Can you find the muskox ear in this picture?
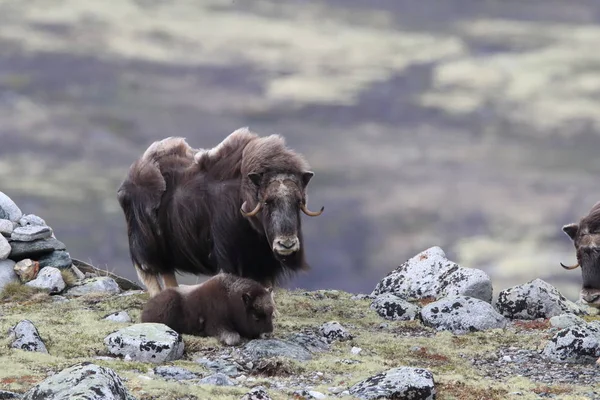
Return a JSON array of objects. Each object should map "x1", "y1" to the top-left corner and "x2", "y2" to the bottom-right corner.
[
  {"x1": 562, "y1": 223, "x2": 579, "y2": 240},
  {"x1": 242, "y1": 292, "x2": 252, "y2": 306},
  {"x1": 247, "y1": 172, "x2": 262, "y2": 186},
  {"x1": 301, "y1": 171, "x2": 314, "y2": 187}
]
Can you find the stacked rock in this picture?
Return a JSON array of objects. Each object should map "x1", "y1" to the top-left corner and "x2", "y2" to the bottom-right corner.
[{"x1": 0, "y1": 191, "x2": 73, "y2": 291}]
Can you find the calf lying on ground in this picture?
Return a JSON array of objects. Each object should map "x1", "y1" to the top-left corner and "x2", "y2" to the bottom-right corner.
[{"x1": 141, "y1": 273, "x2": 275, "y2": 345}]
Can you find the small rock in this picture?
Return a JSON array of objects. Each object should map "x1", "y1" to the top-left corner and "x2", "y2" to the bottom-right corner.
[
  {"x1": 371, "y1": 246, "x2": 493, "y2": 303},
  {"x1": 370, "y1": 293, "x2": 420, "y2": 321},
  {"x1": 351, "y1": 294, "x2": 374, "y2": 300},
  {"x1": 66, "y1": 277, "x2": 121, "y2": 297},
  {"x1": 153, "y1": 366, "x2": 197, "y2": 380},
  {"x1": 10, "y1": 225, "x2": 52, "y2": 242},
  {"x1": 198, "y1": 373, "x2": 236, "y2": 386},
  {"x1": 420, "y1": 296, "x2": 507, "y2": 334},
  {"x1": 242, "y1": 339, "x2": 313, "y2": 362},
  {"x1": 0, "y1": 192, "x2": 22, "y2": 222},
  {"x1": 18, "y1": 214, "x2": 46, "y2": 227},
  {"x1": 293, "y1": 390, "x2": 326, "y2": 399},
  {"x1": 320, "y1": 321, "x2": 352, "y2": 342},
  {"x1": 502, "y1": 355, "x2": 512, "y2": 362},
  {"x1": 241, "y1": 386, "x2": 272, "y2": 400},
  {"x1": 349, "y1": 366, "x2": 436, "y2": 400},
  {"x1": 542, "y1": 325, "x2": 600, "y2": 364},
  {"x1": 104, "y1": 323, "x2": 184, "y2": 363},
  {"x1": 0, "y1": 235, "x2": 10, "y2": 260},
  {"x1": 196, "y1": 357, "x2": 240, "y2": 377},
  {"x1": 0, "y1": 259, "x2": 19, "y2": 291},
  {"x1": 9, "y1": 237, "x2": 66, "y2": 259},
  {"x1": 37, "y1": 250, "x2": 72, "y2": 269},
  {"x1": 13, "y1": 259, "x2": 40, "y2": 283},
  {"x1": 8, "y1": 320, "x2": 48, "y2": 353},
  {"x1": 0, "y1": 389, "x2": 21, "y2": 399},
  {"x1": 307, "y1": 391, "x2": 326, "y2": 399},
  {"x1": 22, "y1": 362, "x2": 135, "y2": 400},
  {"x1": 549, "y1": 314, "x2": 587, "y2": 329},
  {"x1": 104, "y1": 311, "x2": 132, "y2": 323},
  {"x1": 52, "y1": 295, "x2": 69, "y2": 303},
  {"x1": 25, "y1": 267, "x2": 66, "y2": 294},
  {"x1": 351, "y1": 346, "x2": 362, "y2": 355},
  {"x1": 0, "y1": 219, "x2": 14, "y2": 237},
  {"x1": 286, "y1": 332, "x2": 330, "y2": 353},
  {"x1": 495, "y1": 279, "x2": 584, "y2": 320},
  {"x1": 328, "y1": 387, "x2": 344, "y2": 394},
  {"x1": 70, "y1": 265, "x2": 86, "y2": 280}
]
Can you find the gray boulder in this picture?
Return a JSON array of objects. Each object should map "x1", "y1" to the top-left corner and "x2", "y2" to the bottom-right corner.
[
  {"x1": 241, "y1": 387, "x2": 272, "y2": 400},
  {"x1": 37, "y1": 250, "x2": 72, "y2": 269},
  {"x1": 0, "y1": 390, "x2": 21, "y2": 399},
  {"x1": 153, "y1": 366, "x2": 197, "y2": 380},
  {"x1": 0, "y1": 235, "x2": 10, "y2": 260},
  {"x1": 421, "y1": 296, "x2": 507, "y2": 334},
  {"x1": 286, "y1": 333, "x2": 330, "y2": 353},
  {"x1": 196, "y1": 357, "x2": 240, "y2": 377},
  {"x1": 242, "y1": 338, "x2": 313, "y2": 362},
  {"x1": 495, "y1": 279, "x2": 584, "y2": 320},
  {"x1": 18, "y1": 214, "x2": 46, "y2": 227},
  {"x1": 549, "y1": 314, "x2": 587, "y2": 329},
  {"x1": 0, "y1": 192, "x2": 22, "y2": 222},
  {"x1": 370, "y1": 293, "x2": 420, "y2": 321},
  {"x1": 198, "y1": 373, "x2": 236, "y2": 386},
  {"x1": 349, "y1": 367, "x2": 436, "y2": 400},
  {"x1": 9, "y1": 237, "x2": 66, "y2": 259},
  {"x1": 66, "y1": 277, "x2": 121, "y2": 297},
  {"x1": 22, "y1": 362, "x2": 136, "y2": 400},
  {"x1": 0, "y1": 219, "x2": 14, "y2": 237},
  {"x1": 372, "y1": 246, "x2": 492, "y2": 303},
  {"x1": 104, "y1": 311, "x2": 132, "y2": 323},
  {"x1": 542, "y1": 325, "x2": 600, "y2": 364},
  {"x1": 320, "y1": 321, "x2": 352, "y2": 342},
  {"x1": 8, "y1": 320, "x2": 48, "y2": 353},
  {"x1": 11, "y1": 225, "x2": 52, "y2": 242},
  {"x1": 104, "y1": 323, "x2": 184, "y2": 363},
  {"x1": 25, "y1": 267, "x2": 66, "y2": 294},
  {"x1": 0, "y1": 259, "x2": 18, "y2": 291}
]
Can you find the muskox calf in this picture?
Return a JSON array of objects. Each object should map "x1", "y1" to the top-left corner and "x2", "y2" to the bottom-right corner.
[
  {"x1": 141, "y1": 273, "x2": 275, "y2": 345},
  {"x1": 561, "y1": 201, "x2": 600, "y2": 308}
]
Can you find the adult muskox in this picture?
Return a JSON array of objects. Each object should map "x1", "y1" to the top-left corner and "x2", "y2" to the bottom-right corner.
[
  {"x1": 561, "y1": 201, "x2": 600, "y2": 308},
  {"x1": 117, "y1": 128, "x2": 324, "y2": 297}
]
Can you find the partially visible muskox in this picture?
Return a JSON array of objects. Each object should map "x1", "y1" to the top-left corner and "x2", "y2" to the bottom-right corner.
[
  {"x1": 561, "y1": 201, "x2": 600, "y2": 308},
  {"x1": 141, "y1": 273, "x2": 275, "y2": 345},
  {"x1": 117, "y1": 128, "x2": 323, "y2": 297}
]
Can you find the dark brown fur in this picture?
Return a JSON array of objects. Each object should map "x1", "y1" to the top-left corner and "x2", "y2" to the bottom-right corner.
[
  {"x1": 141, "y1": 273, "x2": 274, "y2": 345},
  {"x1": 117, "y1": 128, "x2": 323, "y2": 296}
]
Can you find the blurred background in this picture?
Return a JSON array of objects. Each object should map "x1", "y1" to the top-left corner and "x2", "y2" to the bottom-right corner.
[{"x1": 1, "y1": 0, "x2": 599, "y2": 300}]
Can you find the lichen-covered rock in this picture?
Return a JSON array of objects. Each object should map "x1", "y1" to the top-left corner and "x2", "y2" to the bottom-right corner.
[
  {"x1": 0, "y1": 219, "x2": 14, "y2": 237},
  {"x1": 13, "y1": 259, "x2": 40, "y2": 283},
  {"x1": 153, "y1": 366, "x2": 197, "y2": 380},
  {"x1": 0, "y1": 192, "x2": 22, "y2": 223},
  {"x1": 349, "y1": 366, "x2": 436, "y2": 400},
  {"x1": 66, "y1": 277, "x2": 121, "y2": 297},
  {"x1": 241, "y1": 386, "x2": 272, "y2": 400},
  {"x1": 196, "y1": 357, "x2": 241, "y2": 377},
  {"x1": 320, "y1": 321, "x2": 352, "y2": 342},
  {"x1": 0, "y1": 235, "x2": 10, "y2": 260},
  {"x1": 18, "y1": 214, "x2": 46, "y2": 227},
  {"x1": 25, "y1": 266, "x2": 65, "y2": 293},
  {"x1": 37, "y1": 250, "x2": 72, "y2": 269},
  {"x1": 8, "y1": 320, "x2": 48, "y2": 353},
  {"x1": 9, "y1": 237, "x2": 66, "y2": 259},
  {"x1": 22, "y1": 362, "x2": 136, "y2": 400},
  {"x1": 495, "y1": 279, "x2": 584, "y2": 320},
  {"x1": 549, "y1": 314, "x2": 587, "y2": 329},
  {"x1": 11, "y1": 225, "x2": 52, "y2": 242},
  {"x1": 104, "y1": 323, "x2": 184, "y2": 363},
  {"x1": 372, "y1": 246, "x2": 492, "y2": 303},
  {"x1": 420, "y1": 296, "x2": 507, "y2": 334},
  {"x1": 0, "y1": 389, "x2": 22, "y2": 399},
  {"x1": 242, "y1": 338, "x2": 313, "y2": 362},
  {"x1": 542, "y1": 325, "x2": 600, "y2": 364},
  {"x1": 370, "y1": 293, "x2": 420, "y2": 321},
  {"x1": 286, "y1": 333, "x2": 330, "y2": 353},
  {"x1": 198, "y1": 373, "x2": 236, "y2": 386},
  {"x1": 0, "y1": 259, "x2": 18, "y2": 291},
  {"x1": 104, "y1": 311, "x2": 132, "y2": 323}
]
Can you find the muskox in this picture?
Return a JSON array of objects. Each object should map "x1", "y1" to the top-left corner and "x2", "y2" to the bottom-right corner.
[
  {"x1": 141, "y1": 273, "x2": 275, "y2": 345},
  {"x1": 561, "y1": 201, "x2": 600, "y2": 308},
  {"x1": 117, "y1": 128, "x2": 323, "y2": 297}
]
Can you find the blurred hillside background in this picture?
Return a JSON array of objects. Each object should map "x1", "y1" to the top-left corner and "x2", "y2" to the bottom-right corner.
[{"x1": 1, "y1": 0, "x2": 599, "y2": 300}]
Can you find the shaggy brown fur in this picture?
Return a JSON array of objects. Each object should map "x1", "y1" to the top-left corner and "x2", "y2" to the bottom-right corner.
[
  {"x1": 140, "y1": 273, "x2": 274, "y2": 345},
  {"x1": 117, "y1": 128, "x2": 323, "y2": 297}
]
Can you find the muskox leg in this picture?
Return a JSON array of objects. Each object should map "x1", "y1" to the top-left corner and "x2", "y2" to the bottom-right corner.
[
  {"x1": 134, "y1": 263, "x2": 162, "y2": 298},
  {"x1": 162, "y1": 272, "x2": 179, "y2": 289}
]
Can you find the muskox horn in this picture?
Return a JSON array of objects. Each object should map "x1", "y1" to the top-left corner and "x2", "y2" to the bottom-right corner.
[
  {"x1": 301, "y1": 203, "x2": 324, "y2": 217},
  {"x1": 560, "y1": 262, "x2": 579, "y2": 270},
  {"x1": 240, "y1": 201, "x2": 261, "y2": 217}
]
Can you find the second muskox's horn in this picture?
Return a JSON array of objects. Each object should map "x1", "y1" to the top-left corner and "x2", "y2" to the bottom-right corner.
[
  {"x1": 301, "y1": 203, "x2": 324, "y2": 217},
  {"x1": 560, "y1": 262, "x2": 580, "y2": 270},
  {"x1": 240, "y1": 201, "x2": 261, "y2": 217}
]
